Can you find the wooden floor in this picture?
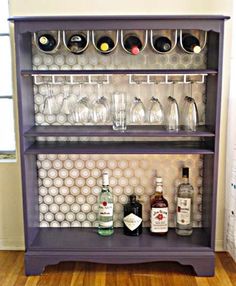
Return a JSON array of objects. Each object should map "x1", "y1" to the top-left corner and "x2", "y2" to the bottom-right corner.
[{"x1": 0, "y1": 252, "x2": 235, "y2": 286}]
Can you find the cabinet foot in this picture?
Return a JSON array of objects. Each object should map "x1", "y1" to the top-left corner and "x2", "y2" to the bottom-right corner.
[
  {"x1": 192, "y1": 259, "x2": 215, "y2": 276},
  {"x1": 25, "y1": 257, "x2": 46, "y2": 275}
]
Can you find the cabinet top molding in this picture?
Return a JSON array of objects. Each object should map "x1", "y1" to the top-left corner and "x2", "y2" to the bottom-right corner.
[{"x1": 9, "y1": 15, "x2": 230, "y2": 22}]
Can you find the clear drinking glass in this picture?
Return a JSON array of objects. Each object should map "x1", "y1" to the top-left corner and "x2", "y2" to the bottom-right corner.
[
  {"x1": 166, "y1": 83, "x2": 179, "y2": 131},
  {"x1": 92, "y1": 84, "x2": 110, "y2": 124},
  {"x1": 112, "y1": 92, "x2": 127, "y2": 131},
  {"x1": 148, "y1": 96, "x2": 164, "y2": 124}
]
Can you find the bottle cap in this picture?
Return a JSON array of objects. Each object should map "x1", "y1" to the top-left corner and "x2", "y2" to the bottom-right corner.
[
  {"x1": 39, "y1": 36, "x2": 48, "y2": 45},
  {"x1": 70, "y1": 35, "x2": 82, "y2": 42},
  {"x1": 163, "y1": 43, "x2": 171, "y2": 51},
  {"x1": 193, "y1": 45, "x2": 201, "y2": 54},
  {"x1": 100, "y1": 42, "x2": 109, "y2": 52},
  {"x1": 182, "y1": 167, "x2": 189, "y2": 178},
  {"x1": 102, "y1": 172, "x2": 109, "y2": 185},
  {"x1": 156, "y1": 177, "x2": 163, "y2": 184},
  {"x1": 131, "y1": 46, "x2": 140, "y2": 55},
  {"x1": 129, "y1": 195, "x2": 136, "y2": 202}
]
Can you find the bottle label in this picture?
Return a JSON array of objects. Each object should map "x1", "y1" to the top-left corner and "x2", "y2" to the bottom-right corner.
[
  {"x1": 177, "y1": 198, "x2": 191, "y2": 225},
  {"x1": 99, "y1": 202, "x2": 113, "y2": 217},
  {"x1": 123, "y1": 213, "x2": 142, "y2": 231},
  {"x1": 150, "y1": 207, "x2": 168, "y2": 233},
  {"x1": 99, "y1": 221, "x2": 113, "y2": 228}
]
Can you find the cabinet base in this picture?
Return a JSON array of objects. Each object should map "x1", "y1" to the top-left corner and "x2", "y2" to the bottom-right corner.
[{"x1": 25, "y1": 251, "x2": 215, "y2": 276}]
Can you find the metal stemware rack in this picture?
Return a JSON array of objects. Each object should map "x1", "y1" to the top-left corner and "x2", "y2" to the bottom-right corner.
[{"x1": 32, "y1": 73, "x2": 208, "y2": 86}]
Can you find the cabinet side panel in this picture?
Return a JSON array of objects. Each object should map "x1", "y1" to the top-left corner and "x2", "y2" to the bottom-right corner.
[
  {"x1": 202, "y1": 154, "x2": 214, "y2": 244},
  {"x1": 14, "y1": 25, "x2": 38, "y2": 247},
  {"x1": 23, "y1": 154, "x2": 40, "y2": 248}
]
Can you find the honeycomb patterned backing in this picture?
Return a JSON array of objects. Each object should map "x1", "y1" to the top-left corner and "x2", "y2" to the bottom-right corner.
[
  {"x1": 38, "y1": 154, "x2": 203, "y2": 228},
  {"x1": 34, "y1": 32, "x2": 205, "y2": 229}
]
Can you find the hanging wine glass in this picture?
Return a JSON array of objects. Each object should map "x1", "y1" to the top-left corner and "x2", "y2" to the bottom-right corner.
[
  {"x1": 182, "y1": 82, "x2": 199, "y2": 131},
  {"x1": 60, "y1": 85, "x2": 72, "y2": 115},
  {"x1": 72, "y1": 83, "x2": 91, "y2": 124},
  {"x1": 43, "y1": 84, "x2": 61, "y2": 115},
  {"x1": 166, "y1": 83, "x2": 179, "y2": 131},
  {"x1": 92, "y1": 83, "x2": 109, "y2": 124},
  {"x1": 148, "y1": 83, "x2": 164, "y2": 124},
  {"x1": 130, "y1": 82, "x2": 146, "y2": 124}
]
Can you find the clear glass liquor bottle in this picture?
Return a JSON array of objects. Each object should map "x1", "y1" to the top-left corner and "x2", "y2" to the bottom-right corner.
[
  {"x1": 98, "y1": 173, "x2": 114, "y2": 236},
  {"x1": 176, "y1": 167, "x2": 194, "y2": 236}
]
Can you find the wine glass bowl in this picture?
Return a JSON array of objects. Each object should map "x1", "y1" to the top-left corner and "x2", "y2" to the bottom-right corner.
[
  {"x1": 148, "y1": 96, "x2": 164, "y2": 124},
  {"x1": 182, "y1": 96, "x2": 199, "y2": 131},
  {"x1": 130, "y1": 97, "x2": 146, "y2": 124},
  {"x1": 166, "y1": 95, "x2": 179, "y2": 131}
]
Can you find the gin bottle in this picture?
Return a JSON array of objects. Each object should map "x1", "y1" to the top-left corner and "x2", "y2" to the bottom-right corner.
[
  {"x1": 150, "y1": 177, "x2": 168, "y2": 235},
  {"x1": 176, "y1": 167, "x2": 194, "y2": 236},
  {"x1": 123, "y1": 195, "x2": 142, "y2": 236},
  {"x1": 98, "y1": 172, "x2": 114, "y2": 236}
]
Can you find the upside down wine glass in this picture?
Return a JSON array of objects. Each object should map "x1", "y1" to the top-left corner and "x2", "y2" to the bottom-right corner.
[
  {"x1": 182, "y1": 82, "x2": 199, "y2": 131},
  {"x1": 166, "y1": 83, "x2": 179, "y2": 131}
]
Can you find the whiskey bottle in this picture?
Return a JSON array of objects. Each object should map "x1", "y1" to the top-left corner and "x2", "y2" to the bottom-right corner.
[
  {"x1": 150, "y1": 177, "x2": 168, "y2": 234},
  {"x1": 176, "y1": 167, "x2": 194, "y2": 236},
  {"x1": 98, "y1": 173, "x2": 114, "y2": 236},
  {"x1": 123, "y1": 195, "x2": 142, "y2": 236}
]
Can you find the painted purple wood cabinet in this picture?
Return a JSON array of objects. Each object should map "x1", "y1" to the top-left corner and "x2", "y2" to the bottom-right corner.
[{"x1": 11, "y1": 15, "x2": 229, "y2": 276}]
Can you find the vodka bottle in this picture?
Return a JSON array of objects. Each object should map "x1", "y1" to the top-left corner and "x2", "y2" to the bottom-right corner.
[{"x1": 176, "y1": 167, "x2": 194, "y2": 236}]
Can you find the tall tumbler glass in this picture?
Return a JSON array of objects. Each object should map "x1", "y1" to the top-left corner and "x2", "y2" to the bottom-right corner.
[{"x1": 112, "y1": 92, "x2": 127, "y2": 131}]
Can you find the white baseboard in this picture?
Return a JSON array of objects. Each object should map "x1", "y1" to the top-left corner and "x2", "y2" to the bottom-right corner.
[
  {"x1": 215, "y1": 240, "x2": 225, "y2": 252},
  {"x1": 0, "y1": 238, "x2": 25, "y2": 251}
]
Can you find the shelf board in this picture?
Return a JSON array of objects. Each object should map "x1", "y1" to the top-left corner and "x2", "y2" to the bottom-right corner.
[
  {"x1": 24, "y1": 140, "x2": 214, "y2": 154},
  {"x1": 29, "y1": 228, "x2": 211, "y2": 252},
  {"x1": 24, "y1": 125, "x2": 215, "y2": 138},
  {"x1": 21, "y1": 69, "x2": 218, "y2": 76}
]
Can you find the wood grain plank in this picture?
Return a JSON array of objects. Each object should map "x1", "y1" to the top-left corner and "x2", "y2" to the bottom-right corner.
[{"x1": 0, "y1": 252, "x2": 236, "y2": 286}]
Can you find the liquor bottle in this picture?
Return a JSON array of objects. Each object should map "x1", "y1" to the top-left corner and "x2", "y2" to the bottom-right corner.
[
  {"x1": 176, "y1": 167, "x2": 194, "y2": 236},
  {"x1": 181, "y1": 33, "x2": 201, "y2": 53},
  {"x1": 96, "y1": 36, "x2": 115, "y2": 53},
  {"x1": 98, "y1": 172, "x2": 114, "y2": 236},
  {"x1": 123, "y1": 34, "x2": 142, "y2": 55},
  {"x1": 38, "y1": 34, "x2": 57, "y2": 52},
  {"x1": 153, "y1": 36, "x2": 172, "y2": 53},
  {"x1": 123, "y1": 195, "x2": 142, "y2": 236},
  {"x1": 67, "y1": 33, "x2": 87, "y2": 54},
  {"x1": 150, "y1": 177, "x2": 168, "y2": 235}
]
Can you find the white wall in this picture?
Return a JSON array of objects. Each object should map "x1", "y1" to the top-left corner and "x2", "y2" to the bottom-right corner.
[{"x1": 0, "y1": 0, "x2": 232, "y2": 250}]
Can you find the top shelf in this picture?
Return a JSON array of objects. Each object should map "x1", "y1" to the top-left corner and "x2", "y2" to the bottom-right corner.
[
  {"x1": 10, "y1": 15, "x2": 230, "y2": 22},
  {"x1": 21, "y1": 69, "x2": 218, "y2": 76}
]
